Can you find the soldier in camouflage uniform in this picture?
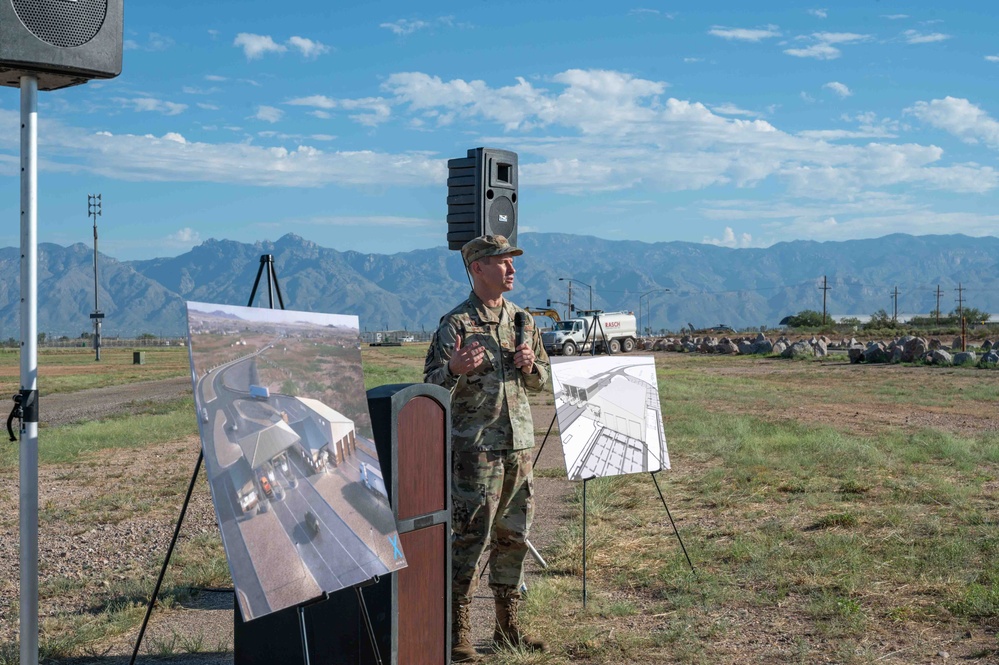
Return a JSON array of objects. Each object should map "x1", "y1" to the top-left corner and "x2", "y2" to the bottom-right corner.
[{"x1": 424, "y1": 235, "x2": 550, "y2": 663}]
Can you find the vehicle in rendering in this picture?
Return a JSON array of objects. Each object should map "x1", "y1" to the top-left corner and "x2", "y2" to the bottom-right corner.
[
  {"x1": 304, "y1": 511, "x2": 320, "y2": 538},
  {"x1": 259, "y1": 475, "x2": 274, "y2": 499}
]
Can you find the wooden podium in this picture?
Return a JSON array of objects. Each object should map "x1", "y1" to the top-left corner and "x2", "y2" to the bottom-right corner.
[{"x1": 233, "y1": 383, "x2": 451, "y2": 665}]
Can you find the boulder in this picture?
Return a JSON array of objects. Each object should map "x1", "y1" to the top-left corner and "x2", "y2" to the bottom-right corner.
[
  {"x1": 812, "y1": 338, "x2": 828, "y2": 357},
  {"x1": 848, "y1": 346, "x2": 865, "y2": 363},
  {"x1": 863, "y1": 342, "x2": 889, "y2": 364},
  {"x1": 928, "y1": 338, "x2": 942, "y2": 350},
  {"x1": 928, "y1": 349, "x2": 953, "y2": 366},
  {"x1": 953, "y1": 337, "x2": 963, "y2": 350},
  {"x1": 737, "y1": 340, "x2": 755, "y2": 355},
  {"x1": 752, "y1": 339, "x2": 774, "y2": 355},
  {"x1": 717, "y1": 339, "x2": 739, "y2": 355},
  {"x1": 979, "y1": 351, "x2": 999, "y2": 367},
  {"x1": 901, "y1": 337, "x2": 928, "y2": 363},
  {"x1": 982, "y1": 339, "x2": 993, "y2": 352},
  {"x1": 954, "y1": 351, "x2": 977, "y2": 365},
  {"x1": 891, "y1": 346, "x2": 903, "y2": 363},
  {"x1": 783, "y1": 340, "x2": 814, "y2": 359},
  {"x1": 773, "y1": 340, "x2": 788, "y2": 356}
]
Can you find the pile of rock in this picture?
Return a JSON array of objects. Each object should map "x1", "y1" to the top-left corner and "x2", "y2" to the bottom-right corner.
[
  {"x1": 639, "y1": 333, "x2": 997, "y2": 368},
  {"x1": 845, "y1": 335, "x2": 995, "y2": 367}
]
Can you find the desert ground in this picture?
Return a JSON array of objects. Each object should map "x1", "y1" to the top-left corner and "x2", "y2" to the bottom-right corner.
[{"x1": 1, "y1": 343, "x2": 997, "y2": 664}]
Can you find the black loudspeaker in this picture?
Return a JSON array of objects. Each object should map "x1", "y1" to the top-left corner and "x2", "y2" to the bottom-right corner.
[
  {"x1": 0, "y1": 0, "x2": 123, "y2": 90},
  {"x1": 447, "y1": 147, "x2": 518, "y2": 250}
]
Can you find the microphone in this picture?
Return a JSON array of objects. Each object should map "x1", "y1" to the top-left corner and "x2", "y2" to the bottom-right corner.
[{"x1": 514, "y1": 312, "x2": 527, "y2": 348}]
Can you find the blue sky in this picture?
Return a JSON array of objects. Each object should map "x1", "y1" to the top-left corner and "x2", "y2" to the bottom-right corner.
[{"x1": 2, "y1": 1, "x2": 998, "y2": 260}]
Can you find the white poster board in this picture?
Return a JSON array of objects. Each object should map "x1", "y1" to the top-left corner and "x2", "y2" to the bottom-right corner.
[
  {"x1": 550, "y1": 355, "x2": 669, "y2": 480},
  {"x1": 186, "y1": 302, "x2": 406, "y2": 621}
]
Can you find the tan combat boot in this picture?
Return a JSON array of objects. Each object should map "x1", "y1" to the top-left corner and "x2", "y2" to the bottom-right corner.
[
  {"x1": 451, "y1": 602, "x2": 479, "y2": 663},
  {"x1": 493, "y1": 594, "x2": 547, "y2": 652}
]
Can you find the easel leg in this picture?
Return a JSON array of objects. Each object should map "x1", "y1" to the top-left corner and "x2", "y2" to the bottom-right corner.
[
  {"x1": 582, "y1": 477, "x2": 589, "y2": 609},
  {"x1": 298, "y1": 606, "x2": 311, "y2": 665},
  {"x1": 532, "y1": 413, "x2": 557, "y2": 466},
  {"x1": 129, "y1": 451, "x2": 204, "y2": 665},
  {"x1": 356, "y1": 585, "x2": 383, "y2": 665},
  {"x1": 650, "y1": 471, "x2": 695, "y2": 574}
]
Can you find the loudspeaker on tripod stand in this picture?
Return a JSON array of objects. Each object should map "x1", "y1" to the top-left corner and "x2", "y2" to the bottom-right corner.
[
  {"x1": 446, "y1": 147, "x2": 518, "y2": 250},
  {"x1": 0, "y1": 0, "x2": 123, "y2": 90}
]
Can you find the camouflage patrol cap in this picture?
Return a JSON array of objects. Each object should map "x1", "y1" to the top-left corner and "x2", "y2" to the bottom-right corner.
[{"x1": 461, "y1": 234, "x2": 523, "y2": 265}]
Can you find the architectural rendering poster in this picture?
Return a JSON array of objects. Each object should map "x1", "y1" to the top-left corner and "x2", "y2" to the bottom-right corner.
[
  {"x1": 551, "y1": 355, "x2": 669, "y2": 481},
  {"x1": 186, "y1": 302, "x2": 406, "y2": 621}
]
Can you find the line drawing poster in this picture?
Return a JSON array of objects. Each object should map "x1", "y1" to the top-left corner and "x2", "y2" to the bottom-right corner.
[{"x1": 550, "y1": 355, "x2": 669, "y2": 481}]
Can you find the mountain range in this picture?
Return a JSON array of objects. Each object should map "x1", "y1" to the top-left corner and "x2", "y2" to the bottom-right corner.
[{"x1": 1, "y1": 232, "x2": 997, "y2": 339}]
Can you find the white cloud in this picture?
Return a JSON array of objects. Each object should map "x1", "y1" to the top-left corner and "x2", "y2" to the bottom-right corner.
[
  {"x1": 683, "y1": 57, "x2": 703, "y2": 63},
  {"x1": 711, "y1": 103, "x2": 762, "y2": 117},
  {"x1": 629, "y1": 9, "x2": 675, "y2": 18},
  {"x1": 233, "y1": 35, "x2": 329, "y2": 60},
  {"x1": 287, "y1": 95, "x2": 337, "y2": 110},
  {"x1": 986, "y1": 55, "x2": 999, "y2": 63},
  {"x1": 784, "y1": 32, "x2": 869, "y2": 60},
  {"x1": 116, "y1": 97, "x2": 188, "y2": 116},
  {"x1": 882, "y1": 14, "x2": 908, "y2": 20},
  {"x1": 1, "y1": 68, "x2": 995, "y2": 226},
  {"x1": 205, "y1": 75, "x2": 227, "y2": 82},
  {"x1": 197, "y1": 103, "x2": 220, "y2": 111},
  {"x1": 823, "y1": 81, "x2": 852, "y2": 98},
  {"x1": 287, "y1": 36, "x2": 330, "y2": 59},
  {"x1": 808, "y1": 9, "x2": 828, "y2": 18},
  {"x1": 286, "y1": 95, "x2": 392, "y2": 126},
  {"x1": 708, "y1": 25, "x2": 781, "y2": 41},
  {"x1": 379, "y1": 16, "x2": 469, "y2": 35},
  {"x1": 907, "y1": 97, "x2": 999, "y2": 149},
  {"x1": 903, "y1": 30, "x2": 950, "y2": 44},
  {"x1": 234, "y1": 33, "x2": 286, "y2": 59},
  {"x1": 167, "y1": 227, "x2": 200, "y2": 244},
  {"x1": 254, "y1": 106, "x2": 284, "y2": 123},
  {"x1": 124, "y1": 33, "x2": 174, "y2": 51},
  {"x1": 703, "y1": 227, "x2": 754, "y2": 248},
  {"x1": 380, "y1": 19, "x2": 431, "y2": 35}
]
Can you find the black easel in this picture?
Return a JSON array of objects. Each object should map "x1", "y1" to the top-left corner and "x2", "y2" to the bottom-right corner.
[{"x1": 130, "y1": 255, "x2": 382, "y2": 665}]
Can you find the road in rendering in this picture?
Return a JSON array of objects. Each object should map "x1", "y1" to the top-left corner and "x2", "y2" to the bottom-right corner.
[{"x1": 194, "y1": 342, "x2": 395, "y2": 619}]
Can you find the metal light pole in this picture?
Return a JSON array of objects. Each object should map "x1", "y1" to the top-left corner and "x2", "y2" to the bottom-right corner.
[
  {"x1": 20, "y1": 73, "x2": 40, "y2": 665},
  {"x1": 88, "y1": 194, "x2": 104, "y2": 361},
  {"x1": 559, "y1": 277, "x2": 592, "y2": 311},
  {"x1": 639, "y1": 289, "x2": 670, "y2": 335}
]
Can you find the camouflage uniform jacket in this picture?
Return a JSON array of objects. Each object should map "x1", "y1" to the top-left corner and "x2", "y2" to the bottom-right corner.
[{"x1": 424, "y1": 291, "x2": 550, "y2": 453}]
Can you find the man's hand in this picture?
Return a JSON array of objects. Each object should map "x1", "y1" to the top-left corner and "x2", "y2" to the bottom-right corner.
[
  {"x1": 448, "y1": 334, "x2": 486, "y2": 376},
  {"x1": 513, "y1": 342, "x2": 536, "y2": 375}
]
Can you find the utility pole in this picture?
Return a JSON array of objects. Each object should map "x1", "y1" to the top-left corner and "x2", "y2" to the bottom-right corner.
[
  {"x1": 956, "y1": 282, "x2": 966, "y2": 352},
  {"x1": 819, "y1": 276, "x2": 830, "y2": 325},
  {"x1": 935, "y1": 284, "x2": 942, "y2": 325},
  {"x1": 88, "y1": 194, "x2": 104, "y2": 361},
  {"x1": 890, "y1": 286, "x2": 899, "y2": 324},
  {"x1": 955, "y1": 283, "x2": 964, "y2": 323}
]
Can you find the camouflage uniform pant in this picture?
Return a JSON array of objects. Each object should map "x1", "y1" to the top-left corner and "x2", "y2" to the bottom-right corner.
[{"x1": 451, "y1": 449, "x2": 534, "y2": 604}]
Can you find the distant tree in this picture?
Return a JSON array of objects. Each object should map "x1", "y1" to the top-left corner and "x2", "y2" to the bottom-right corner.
[
  {"x1": 138, "y1": 333, "x2": 157, "y2": 340},
  {"x1": 864, "y1": 309, "x2": 897, "y2": 330},
  {"x1": 786, "y1": 309, "x2": 824, "y2": 328},
  {"x1": 80, "y1": 331, "x2": 92, "y2": 339},
  {"x1": 838, "y1": 316, "x2": 861, "y2": 326},
  {"x1": 37, "y1": 332, "x2": 46, "y2": 344},
  {"x1": 950, "y1": 307, "x2": 990, "y2": 324}
]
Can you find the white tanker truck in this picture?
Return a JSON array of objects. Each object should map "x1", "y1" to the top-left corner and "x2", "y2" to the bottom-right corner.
[{"x1": 541, "y1": 310, "x2": 638, "y2": 356}]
